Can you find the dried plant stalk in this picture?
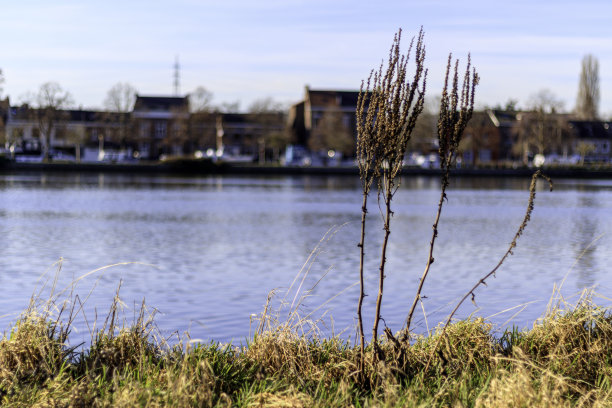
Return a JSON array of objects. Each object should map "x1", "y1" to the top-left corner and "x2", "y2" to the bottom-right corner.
[
  {"x1": 404, "y1": 54, "x2": 478, "y2": 337},
  {"x1": 356, "y1": 27, "x2": 427, "y2": 366},
  {"x1": 443, "y1": 171, "x2": 553, "y2": 329},
  {"x1": 355, "y1": 76, "x2": 377, "y2": 378},
  {"x1": 423, "y1": 170, "x2": 553, "y2": 371}
]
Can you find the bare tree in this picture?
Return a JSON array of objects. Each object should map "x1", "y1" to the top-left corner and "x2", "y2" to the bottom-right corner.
[
  {"x1": 217, "y1": 100, "x2": 240, "y2": 113},
  {"x1": 0, "y1": 69, "x2": 4, "y2": 96},
  {"x1": 189, "y1": 86, "x2": 214, "y2": 113},
  {"x1": 189, "y1": 87, "x2": 217, "y2": 154},
  {"x1": 308, "y1": 108, "x2": 355, "y2": 160},
  {"x1": 514, "y1": 89, "x2": 565, "y2": 163},
  {"x1": 104, "y1": 82, "x2": 136, "y2": 113},
  {"x1": 575, "y1": 54, "x2": 600, "y2": 120},
  {"x1": 103, "y1": 82, "x2": 137, "y2": 146},
  {"x1": 247, "y1": 97, "x2": 288, "y2": 163},
  {"x1": 34, "y1": 82, "x2": 73, "y2": 161},
  {"x1": 529, "y1": 89, "x2": 564, "y2": 114},
  {"x1": 65, "y1": 124, "x2": 86, "y2": 162},
  {"x1": 248, "y1": 97, "x2": 284, "y2": 113}
]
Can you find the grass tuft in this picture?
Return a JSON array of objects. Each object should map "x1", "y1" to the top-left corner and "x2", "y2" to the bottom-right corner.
[{"x1": 0, "y1": 315, "x2": 68, "y2": 397}]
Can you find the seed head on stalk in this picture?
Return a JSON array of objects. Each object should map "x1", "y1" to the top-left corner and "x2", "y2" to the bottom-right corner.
[
  {"x1": 404, "y1": 53, "x2": 478, "y2": 338},
  {"x1": 356, "y1": 27, "x2": 427, "y2": 368}
]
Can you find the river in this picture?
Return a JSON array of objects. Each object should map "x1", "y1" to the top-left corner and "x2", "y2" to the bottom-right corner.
[{"x1": 0, "y1": 172, "x2": 610, "y2": 344}]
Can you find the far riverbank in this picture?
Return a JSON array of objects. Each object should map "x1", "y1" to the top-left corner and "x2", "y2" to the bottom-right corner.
[{"x1": 2, "y1": 158, "x2": 612, "y2": 178}]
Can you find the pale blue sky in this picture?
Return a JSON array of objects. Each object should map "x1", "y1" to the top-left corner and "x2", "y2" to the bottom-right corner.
[{"x1": 2, "y1": 0, "x2": 611, "y2": 115}]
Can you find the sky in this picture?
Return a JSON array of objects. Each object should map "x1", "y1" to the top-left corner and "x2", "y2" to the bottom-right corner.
[{"x1": 1, "y1": 0, "x2": 611, "y2": 116}]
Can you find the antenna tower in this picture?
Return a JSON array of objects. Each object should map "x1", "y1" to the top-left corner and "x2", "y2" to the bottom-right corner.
[{"x1": 173, "y1": 56, "x2": 180, "y2": 95}]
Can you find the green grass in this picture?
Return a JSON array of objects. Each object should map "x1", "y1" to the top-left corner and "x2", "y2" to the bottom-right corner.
[{"x1": 0, "y1": 290, "x2": 610, "y2": 407}]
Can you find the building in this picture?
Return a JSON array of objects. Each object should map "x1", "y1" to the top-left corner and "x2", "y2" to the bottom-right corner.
[
  {"x1": 132, "y1": 95, "x2": 190, "y2": 159},
  {"x1": 487, "y1": 109, "x2": 520, "y2": 161},
  {"x1": 3, "y1": 92, "x2": 288, "y2": 162},
  {"x1": 5, "y1": 104, "x2": 43, "y2": 153},
  {"x1": 4, "y1": 103, "x2": 124, "y2": 160},
  {"x1": 568, "y1": 120, "x2": 612, "y2": 163},
  {"x1": 4, "y1": 83, "x2": 608, "y2": 166},
  {"x1": 190, "y1": 111, "x2": 286, "y2": 161},
  {"x1": 483, "y1": 111, "x2": 612, "y2": 165},
  {"x1": 459, "y1": 111, "x2": 503, "y2": 165},
  {"x1": 130, "y1": 95, "x2": 287, "y2": 161},
  {"x1": 288, "y1": 86, "x2": 359, "y2": 159}
]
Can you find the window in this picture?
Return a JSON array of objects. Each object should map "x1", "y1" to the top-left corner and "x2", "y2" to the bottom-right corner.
[{"x1": 155, "y1": 122, "x2": 167, "y2": 139}]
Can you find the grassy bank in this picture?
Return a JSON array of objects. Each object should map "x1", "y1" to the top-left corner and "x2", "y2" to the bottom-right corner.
[{"x1": 1, "y1": 290, "x2": 610, "y2": 407}]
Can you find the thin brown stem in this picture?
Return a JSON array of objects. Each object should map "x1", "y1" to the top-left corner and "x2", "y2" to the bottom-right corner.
[
  {"x1": 372, "y1": 175, "x2": 393, "y2": 360},
  {"x1": 405, "y1": 172, "x2": 449, "y2": 336},
  {"x1": 357, "y1": 191, "x2": 368, "y2": 378}
]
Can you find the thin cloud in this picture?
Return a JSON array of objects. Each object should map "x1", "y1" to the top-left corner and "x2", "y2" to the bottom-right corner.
[{"x1": 1, "y1": 1, "x2": 611, "y2": 114}]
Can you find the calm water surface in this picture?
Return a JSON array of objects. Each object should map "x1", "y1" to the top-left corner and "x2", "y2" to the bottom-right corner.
[{"x1": 0, "y1": 172, "x2": 610, "y2": 344}]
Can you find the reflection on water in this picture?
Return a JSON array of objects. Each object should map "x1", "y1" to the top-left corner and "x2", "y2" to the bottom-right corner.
[
  {"x1": 0, "y1": 172, "x2": 610, "y2": 344},
  {"x1": 571, "y1": 195, "x2": 603, "y2": 288}
]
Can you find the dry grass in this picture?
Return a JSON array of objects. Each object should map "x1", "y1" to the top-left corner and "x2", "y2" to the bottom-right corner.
[
  {"x1": 0, "y1": 238, "x2": 609, "y2": 407},
  {"x1": 0, "y1": 315, "x2": 67, "y2": 396},
  {"x1": 0, "y1": 284, "x2": 610, "y2": 407}
]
